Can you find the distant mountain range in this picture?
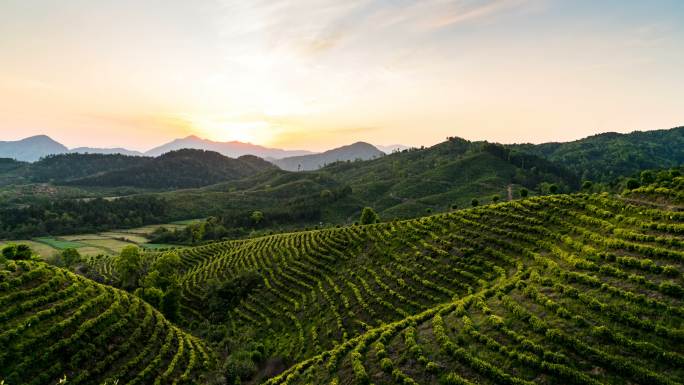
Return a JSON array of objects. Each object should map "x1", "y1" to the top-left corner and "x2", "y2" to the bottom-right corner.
[
  {"x1": 0, "y1": 135, "x2": 68, "y2": 162},
  {"x1": 0, "y1": 134, "x2": 392, "y2": 169},
  {"x1": 143, "y1": 135, "x2": 314, "y2": 159},
  {"x1": 272, "y1": 142, "x2": 385, "y2": 171},
  {"x1": 71, "y1": 147, "x2": 145, "y2": 156},
  {"x1": 376, "y1": 144, "x2": 411, "y2": 153}
]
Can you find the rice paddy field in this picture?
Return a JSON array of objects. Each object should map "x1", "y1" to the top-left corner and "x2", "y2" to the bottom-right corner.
[{"x1": 0, "y1": 220, "x2": 197, "y2": 257}]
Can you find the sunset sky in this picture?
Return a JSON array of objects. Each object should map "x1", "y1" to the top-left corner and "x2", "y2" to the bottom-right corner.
[{"x1": 1, "y1": 0, "x2": 683, "y2": 151}]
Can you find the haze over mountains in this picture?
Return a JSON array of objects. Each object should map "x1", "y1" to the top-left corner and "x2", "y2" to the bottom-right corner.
[
  {"x1": 272, "y1": 141, "x2": 384, "y2": 171},
  {"x1": 143, "y1": 135, "x2": 314, "y2": 158},
  {"x1": 0, "y1": 134, "x2": 391, "y2": 170}
]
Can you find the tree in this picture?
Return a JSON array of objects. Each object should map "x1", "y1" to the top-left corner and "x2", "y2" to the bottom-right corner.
[
  {"x1": 520, "y1": 188, "x2": 528, "y2": 198},
  {"x1": 582, "y1": 181, "x2": 593, "y2": 190},
  {"x1": 2, "y1": 244, "x2": 32, "y2": 260},
  {"x1": 161, "y1": 281, "x2": 181, "y2": 322},
  {"x1": 548, "y1": 184, "x2": 559, "y2": 194},
  {"x1": 250, "y1": 211, "x2": 264, "y2": 225},
  {"x1": 640, "y1": 170, "x2": 655, "y2": 184},
  {"x1": 15, "y1": 244, "x2": 32, "y2": 259},
  {"x1": 115, "y1": 245, "x2": 142, "y2": 290},
  {"x1": 359, "y1": 207, "x2": 380, "y2": 225},
  {"x1": 136, "y1": 286, "x2": 164, "y2": 308},
  {"x1": 61, "y1": 248, "x2": 81, "y2": 266},
  {"x1": 151, "y1": 252, "x2": 181, "y2": 283},
  {"x1": 626, "y1": 178, "x2": 640, "y2": 190},
  {"x1": 471, "y1": 199, "x2": 479, "y2": 207},
  {"x1": 2, "y1": 244, "x2": 17, "y2": 260}
]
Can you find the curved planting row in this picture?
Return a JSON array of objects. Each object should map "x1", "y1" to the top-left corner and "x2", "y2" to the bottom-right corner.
[
  {"x1": 0, "y1": 260, "x2": 214, "y2": 385},
  {"x1": 171, "y1": 190, "x2": 682, "y2": 384}
]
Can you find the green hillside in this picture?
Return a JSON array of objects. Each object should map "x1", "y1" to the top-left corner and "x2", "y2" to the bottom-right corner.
[
  {"x1": 154, "y1": 139, "x2": 578, "y2": 242},
  {"x1": 66, "y1": 149, "x2": 276, "y2": 189},
  {"x1": 0, "y1": 260, "x2": 215, "y2": 385},
  {"x1": 87, "y1": 179, "x2": 684, "y2": 384},
  {"x1": 511, "y1": 126, "x2": 684, "y2": 182}
]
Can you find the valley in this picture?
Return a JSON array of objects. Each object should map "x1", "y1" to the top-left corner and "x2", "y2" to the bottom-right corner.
[{"x1": 1, "y1": 174, "x2": 682, "y2": 384}]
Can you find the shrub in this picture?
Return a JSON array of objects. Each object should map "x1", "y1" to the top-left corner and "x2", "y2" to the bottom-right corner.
[{"x1": 380, "y1": 357, "x2": 393, "y2": 372}]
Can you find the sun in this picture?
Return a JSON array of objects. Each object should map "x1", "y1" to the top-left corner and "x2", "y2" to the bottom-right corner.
[{"x1": 192, "y1": 118, "x2": 272, "y2": 144}]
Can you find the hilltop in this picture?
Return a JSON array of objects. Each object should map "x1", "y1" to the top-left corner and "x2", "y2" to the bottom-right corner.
[
  {"x1": 511, "y1": 126, "x2": 684, "y2": 182},
  {"x1": 66, "y1": 149, "x2": 276, "y2": 189}
]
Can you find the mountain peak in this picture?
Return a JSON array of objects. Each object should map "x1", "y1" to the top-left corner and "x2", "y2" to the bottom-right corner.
[
  {"x1": 0, "y1": 135, "x2": 68, "y2": 162},
  {"x1": 273, "y1": 142, "x2": 385, "y2": 171}
]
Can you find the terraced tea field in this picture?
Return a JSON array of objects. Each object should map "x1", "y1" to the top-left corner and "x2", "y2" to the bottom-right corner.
[
  {"x1": 6, "y1": 188, "x2": 684, "y2": 385},
  {"x1": 0, "y1": 260, "x2": 214, "y2": 385},
  {"x1": 82, "y1": 189, "x2": 684, "y2": 384}
]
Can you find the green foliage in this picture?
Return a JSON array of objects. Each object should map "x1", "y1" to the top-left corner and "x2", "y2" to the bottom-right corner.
[
  {"x1": 511, "y1": 126, "x2": 684, "y2": 182},
  {"x1": 548, "y1": 184, "x2": 559, "y2": 194},
  {"x1": 1, "y1": 243, "x2": 32, "y2": 260},
  {"x1": 471, "y1": 198, "x2": 479, "y2": 207},
  {"x1": 626, "y1": 178, "x2": 640, "y2": 190},
  {"x1": 250, "y1": 210, "x2": 264, "y2": 225},
  {"x1": 65, "y1": 149, "x2": 275, "y2": 189},
  {"x1": 115, "y1": 245, "x2": 142, "y2": 289},
  {"x1": 60, "y1": 248, "x2": 81, "y2": 266},
  {"x1": 0, "y1": 195, "x2": 169, "y2": 239},
  {"x1": 0, "y1": 260, "x2": 214, "y2": 384},
  {"x1": 360, "y1": 207, "x2": 380, "y2": 225},
  {"x1": 205, "y1": 272, "x2": 262, "y2": 322},
  {"x1": 520, "y1": 188, "x2": 529, "y2": 198}
]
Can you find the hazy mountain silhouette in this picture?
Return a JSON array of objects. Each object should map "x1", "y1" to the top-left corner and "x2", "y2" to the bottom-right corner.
[
  {"x1": 376, "y1": 144, "x2": 410, "y2": 153},
  {"x1": 273, "y1": 142, "x2": 385, "y2": 171},
  {"x1": 70, "y1": 147, "x2": 145, "y2": 156},
  {"x1": 0, "y1": 135, "x2": 68, "y2": 162},
  {"x1": 144, "y1": 135, "x2": 313, "y2": 159}
]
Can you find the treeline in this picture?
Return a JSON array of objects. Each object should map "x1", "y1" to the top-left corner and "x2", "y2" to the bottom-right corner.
[
  {"x1": 28, "y1": 153, "x2": 148, "y2": 182},
  {"x1": 0, "y1": 195, "x2": 169, "y2": 239},
  {"x1": 151, "y1": 186, "x2": 352, "y2": 244},
  {"x1": 65, "y1": 149, "x2": 275, "y2": 189},
  {"x1": 510, "y1": 126, "x2": 684, "y2": 182},
  {"x1": 481, "y1": 143, "x2": 580, "y2": 189}
]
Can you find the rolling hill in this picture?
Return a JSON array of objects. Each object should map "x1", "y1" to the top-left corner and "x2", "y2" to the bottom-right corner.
[
  {"x1": 156, "y1": 138, "x2": 578, "y2": 239},
  {"x1": 65, "y1": 149, "x2": 276, "y2": 189},
  {"x1": 85, "y1": 177, "x2": 684, "y2": 384},
  {"x1": 0, "y1": 260, "x2": 214, "y2": 385},
  {"x1": 511, "y1": 126, "x2": 684, "y2": 182}
]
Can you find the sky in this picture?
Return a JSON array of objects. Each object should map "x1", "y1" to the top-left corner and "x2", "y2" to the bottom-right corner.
[{"x1": 0, "y1": 0, "x2": 683, "y2": 152}]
